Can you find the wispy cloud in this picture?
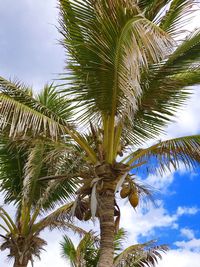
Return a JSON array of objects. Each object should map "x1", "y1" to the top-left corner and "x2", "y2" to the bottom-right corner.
[{"x1": 180, "y1": 228, "x2": 195, "y2": 240}]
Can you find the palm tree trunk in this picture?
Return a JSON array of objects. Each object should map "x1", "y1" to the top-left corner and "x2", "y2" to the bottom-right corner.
[
  {"x1": 98, "y1": 188, "x2": 115, "y2": 267},
  {"x1": 13, "y1": 257, "x2": 28, "y2": 267}
]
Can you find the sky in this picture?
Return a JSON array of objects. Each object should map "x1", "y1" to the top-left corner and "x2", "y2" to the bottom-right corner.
[{"x1": 0, "y1": 1, "x2": 200, "y2": 267}]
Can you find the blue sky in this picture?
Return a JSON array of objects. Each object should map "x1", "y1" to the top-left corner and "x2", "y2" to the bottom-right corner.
[
  {"x1": 141, "y1": 169, "x2": 200, "y2": 247},
  {"x1": 0, "y1": 1, "x2": 200, "y2": 267}
]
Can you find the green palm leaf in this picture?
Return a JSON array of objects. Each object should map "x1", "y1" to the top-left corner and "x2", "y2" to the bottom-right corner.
[
  {"x1": 60, "y1": 235, "x2": 77, "y2": 267},
  {"x1": 0, "y1": 136, "x2": 26, "y2": 203},
  {"x1": 127, "y1": 28, "x2": 200, "y2": 144},
  {"x1": 138, "y1": 0, "x2": 170, "y2": 21},
  {"x1": 0, "y1": 78, "x2": 97, "y2": 162},
  {"x1": 59, "y1": 0, "x2": 172, "y2": 122},
  {"x1": 126, "y1": 135, "x2": 200, "y2": 174},
  {"x1": 0, "y1": 80, "x2": 70, "y2": 138},
  {"x1": 61, "y1": 232, "x2": 99, "y2": 267},
  {"x1": 114, "y1": 240, "x2": 168, "y2": 267},
  {"x1": 159, "y1": 0, "x2": 197, "y2": 35}
]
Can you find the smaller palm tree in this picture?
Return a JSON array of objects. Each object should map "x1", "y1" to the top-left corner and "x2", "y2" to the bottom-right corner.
[
  {"x1": 0, "y1": 85, "x2": 87, "y2": 267},
  {"x1": 0, "y1": 135, "x2": 86, "y2": 267},
  {"x1": 60, "y1": 228, "x2": 168, "y2": 267},
  {"x1": 61, "y1": 232, "x2": 99, "y2": 267}
]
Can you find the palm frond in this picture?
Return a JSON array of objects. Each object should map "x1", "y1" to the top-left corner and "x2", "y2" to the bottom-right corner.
[
  {"x1": 114, "y1": 240, "x2": 168, "y2": 267},
  {"x1": 51, "y1": 221, "x2": 87, "y2": 236},
  {"x1": 60, "y1": 235, "x2": 77, "y2": 267},
  {"x1": 0, "y1": 77, "x2": 72, "y2": 126},
  {"x1": 76, "y1": 232, "x2": 99, "y2": 267},
  {"x1": 159, "y1": 0, "x2": 197, "y2": 36},
  {"x1": 172, "y1": 69, "x2": 200, "y2": 86},
  {"x1": 0, "y1": 207, "x2": 17, "y2": 233},
  {"x1": 33, "y1": 202, "x2": 73, "y2": 234},
  {"x1": 32, "y1": 143, "x2": 86, "y2": 210},
  {"x1": 166, "y1": 29, "x2": 200, "y2": 72},
  {"x1": 59, "y1": 0, "x2": 173, "y2": 123},
  {"x1": 22, "y1": 141, "x2": 44, "y2": 206},
  {"x1": 36, "y1": 83, "x2": 73, "y2": 121},
  {"x1": 0, "y1": 77, "x2": 97, "y2": 163},
  {"x1": 0, "y1": 93, "x2": 63, "y2": 139},
  {"x1": 138, "y1": 0, "x2": 170, "y2": 22},
  {"x1": 0, "y1": 77, "x2": 68, "y2": 140},
  {"x1": 126, "y1": 28, "x2": 200, "y2": 145},
  {"x1": 0, "y1": 224, "x2": 10, "y2": 233},
  {"x1": 0, "y1": 135, "x2": 26, "y2": 204},
  {"x1": 114, "y1": 228, "x2": 127, "y2": 255},
  {"x1": 126, "y1": 135, "x2": 200, "y2": 175},
  {"x1": 61, "y1": 231, "x2": 99, "y2": 267}
]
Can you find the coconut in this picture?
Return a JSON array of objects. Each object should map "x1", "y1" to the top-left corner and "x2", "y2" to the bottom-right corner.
[
  {"x1": 129, "y1": 192, "x2": 139, "y2": 208},
  {"x1": 84, "y1": 210, "x2": 92, "y2": 221},
  {"x1": 75, "y1": 200, "x2": 89, "y2": 221},
  {"x1": 75, "y1": 209, "x2": 84, "y2": 220},
  {"x1": 120, "y1": 185, "x2": 130, "y2": 198}
]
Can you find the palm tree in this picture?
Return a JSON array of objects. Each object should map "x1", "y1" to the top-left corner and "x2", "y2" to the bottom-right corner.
[
  {"x1": 0, "y1": 134, "x2": 88, "y2": 267},
  {"x1": 0, "y1": 85, "x2": 89, "y2": 267},
  {"x1": 1, "y1": 0, "x2": 200, "y2": 266},
  {"x1": 61, "y1": 232, "x2": 99, "y2": 267},
  {"x1": 60, "y1": 228, "x2": 168, "y2": 267}
]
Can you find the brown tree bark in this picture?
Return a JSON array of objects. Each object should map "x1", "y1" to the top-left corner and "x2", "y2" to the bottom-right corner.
[
  {"x1": 13, "y1": 257, "x2": 28, "y2": 267},
  {"x1": 98, "y1": 188, "x2": 115, "y2": 267}
]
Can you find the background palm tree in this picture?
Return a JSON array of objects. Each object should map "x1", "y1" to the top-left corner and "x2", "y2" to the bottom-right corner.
[
  {"x1": 0, "y1": 0, "x2": 200, "y2": 266},
  {"x1": 60, "y1": 228, "x2": 168, "y2": 267},
  {"x1": 0, "y1": 85, "x2": 88, "y2": 267},
  {"x1": 0, "y1": 133, "x2": 88, "y2": 267},
  {"x1": 61, "y1": 232, "x2": 99, "y2": 267}
]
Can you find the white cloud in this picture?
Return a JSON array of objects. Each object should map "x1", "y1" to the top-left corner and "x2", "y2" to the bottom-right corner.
[
  {"x1": 157, "y1": 249, "x2": 200, "y2": 267},
  {"x1": 175, "y1": 228, "x2": 200, "y2": 252},
  {"x1": 29, "y1": 230, "x2": 69, "y2": 267},
  {"x1": 165, "y1": 89, "x2": 200, "y2": 137},
  {"x1": 175, "y1": 239, "x2": 200, "y2": 252},
  {"x1": 145, "y1": 170, "x2": 175, "y2": 192},
  {"x1": 176, "y1": 206, "x2": 199, "y2": 216},
  {"x1": 142, "y1": 157, "x2": 189, "y2": 195},
  {"x1": 120, "y1": 200, "x2": 199, "y2": 244},
  {"x1": 180, "y1": 228, "x2": 195, "y2": 240},
  {"x1": 158, "y1": 226, "x2": 200, "y2": 267}
]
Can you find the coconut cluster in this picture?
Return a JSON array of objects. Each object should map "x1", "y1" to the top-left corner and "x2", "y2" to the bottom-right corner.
[{"x1": 120, "y1": 183, "x2": 139, "y2": 208}]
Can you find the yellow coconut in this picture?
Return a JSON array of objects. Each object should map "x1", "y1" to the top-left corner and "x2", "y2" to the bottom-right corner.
[
  {"x1": 120, "y1": 185, "x2": 131, "y2": 198},
  {"x1": 129, "y1": 192, "x2": 139, "y2": 208}
]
